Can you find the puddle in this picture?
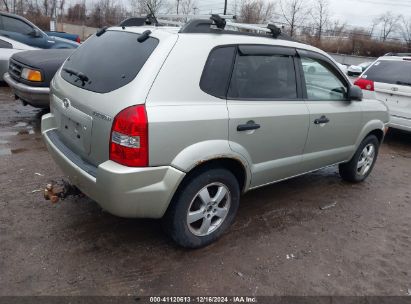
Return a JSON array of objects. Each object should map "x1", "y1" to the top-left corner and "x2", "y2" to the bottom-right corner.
[
  {"x1": 0, "y1": 147, "x2": 11, "y2": 156},
  {"x1": 0, "y1": 131, "x2": 18, "y2": 137},
  {"x1": 14, "y1": 122, "x2": 28, "y2": 128},
  {"x1": 11, "y1": 148, "x2": 27, "y2": 154}
]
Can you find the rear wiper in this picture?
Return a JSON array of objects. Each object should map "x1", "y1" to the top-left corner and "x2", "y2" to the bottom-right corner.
[
  {"x1": 396, "y1": 81, "x2": 411, "y2": 86},
  {"x1": 63, "y1": 67, "x2": 89, "y2": 85}
]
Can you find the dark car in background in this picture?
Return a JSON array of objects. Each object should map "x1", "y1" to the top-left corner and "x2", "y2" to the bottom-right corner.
[
  {"x1": 4, "y1": 49, "x2": 73, "y2": 108},
  {"x1": 0, "y1": 12, "x2": 79, "y2": 49}
]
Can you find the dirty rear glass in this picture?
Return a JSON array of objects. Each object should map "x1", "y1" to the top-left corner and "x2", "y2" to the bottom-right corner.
[
  {"x1": 61, "y1": 30, "x2": 159, "y2": 93},
  {"x1": 363, "y1": 60, "x2": 411, "y2": 85}
]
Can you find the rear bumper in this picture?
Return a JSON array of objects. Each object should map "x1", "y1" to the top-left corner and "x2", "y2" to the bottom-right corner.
[
  {"x1": 41, "y1": 113, "x2": 185, "y2": 218},
  {"x1": 4, "y1": 73, "x2": 50, "y2": 108},
  {"x1": 388, "y1": 115, "x2": 411, "y2": 132}
]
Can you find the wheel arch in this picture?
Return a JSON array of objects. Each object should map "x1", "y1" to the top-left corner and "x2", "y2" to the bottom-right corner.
[
  {"x1": 170, "y1": 140, "x2": 252, "y2": 193},
  {"x1": 350, "y1": 120, "x2": 385, "y2": 160}
]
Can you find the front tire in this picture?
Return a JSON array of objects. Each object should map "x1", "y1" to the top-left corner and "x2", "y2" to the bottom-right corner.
[
  {"x1": 339, "y1": 135, "x2": 380, "y2": 183},
  {"x1": 163, "y1": 168, "x2": 240, "y2": 248}
]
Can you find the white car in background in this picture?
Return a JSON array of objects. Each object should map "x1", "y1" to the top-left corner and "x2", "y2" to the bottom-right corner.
[
  {"x1": 0, "y1": 36, "x2": 37, "y2": 81},
  {"x1": 302, "y1": 60, "x2": 347, "y2": 75},
  {"x1": 354, "y1": 53, "x2": 411, "y2": 132},
  {"x1": 347, "y1": 61, "x2": 373, "y2": 76}
]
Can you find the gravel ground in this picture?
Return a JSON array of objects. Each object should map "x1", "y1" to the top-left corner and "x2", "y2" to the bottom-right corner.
[{"x1": 0, "y1": 86, "x2": 410, "y2": 296}]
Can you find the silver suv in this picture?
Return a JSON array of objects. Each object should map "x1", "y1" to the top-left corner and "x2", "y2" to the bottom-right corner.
[{"x1": 41, "y1": 18, "x2": 389, "y2": 248}]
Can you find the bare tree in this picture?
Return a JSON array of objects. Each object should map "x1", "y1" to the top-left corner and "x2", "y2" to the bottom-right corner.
[
  {"x1": 180, "y1": 0, "x2": 196, "y2": 15},
  {"x1": 311, "y1": 0, "x2": 330, "y2": 41},
  {"x1": 328, "y1": 20, "x2": 346, "y2": 37},
  {"x1": 90, "y1": 0, "x2": 127, "y2": 27},
  {"x1": 238, "y1": 0, "x2": 275, "y2": 24},
  {"x1": 67, "y1": 2, "x2": 86, "y2": 22},
  {"x1": 1, "y1": 0, "x2": 9, "y2": 11},
  {"x1": 279, "y1": 0, "x2": 307, "y2": 37},
  {"x1": 129, "y1": 0, "x2": 169, "y2": 15},
  {"x1": 374, "y1": 12, "x2": 400, "y2": 41},
  {"x1": 400, "y1": 16, "x2": 411, "y2": 50}
]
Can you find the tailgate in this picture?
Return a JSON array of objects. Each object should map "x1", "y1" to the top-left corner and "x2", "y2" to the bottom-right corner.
[
  {"x1": 375, "y1": 82, "x2": 411, "y2": 118},
  {"x1": 48, "y1": 29, "x2": 178, "y2": 167}
]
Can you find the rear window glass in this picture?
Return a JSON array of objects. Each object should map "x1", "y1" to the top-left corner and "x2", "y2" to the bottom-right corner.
[
  {"x1": 200, "y1": 46, "x2": 236, "y2": 98},
  {"x1": 61, "y1": 30, "x2": 159, "y2": 93},
  {"x1": 363, "y1": 60, "x2": 411, "y2": 85}
]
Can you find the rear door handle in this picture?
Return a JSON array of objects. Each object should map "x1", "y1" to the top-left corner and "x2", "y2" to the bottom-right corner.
[
  {"x1": 314, "y1": 115, "x2": 330, "y2": 125},
  {"x1": 237, "y1": 122, "x2": 261, "y2": 132}
]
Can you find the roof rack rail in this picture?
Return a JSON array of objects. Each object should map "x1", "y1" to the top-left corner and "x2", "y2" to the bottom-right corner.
[
  {"x1": 384, "y1": 52, "x2": 411, "y2": 57},
  {"x1": 179, "y1": 14, "x2": 283, "y2": 39}
]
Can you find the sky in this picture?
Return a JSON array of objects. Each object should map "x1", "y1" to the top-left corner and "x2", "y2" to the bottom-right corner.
[{"x1": 192, "y1": 0, "x2": 411, "y2": 27}]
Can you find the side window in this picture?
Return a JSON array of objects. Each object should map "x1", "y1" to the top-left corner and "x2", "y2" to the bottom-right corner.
[
  {"x1": 200, "y1": 46, "x2": 236, "y2": 98},
  {"x1": 0, "y1": 39, "x2": 12, "y2": 49},
  {"x1": 301, "y1": 57, "x2": 348, "y2": 101},
  {"x1": 2, "y1": 16, "x2": 33, "y2": 35},
  {"x1": 228, "y1": 52, "x2": 297, "y2": 99}
]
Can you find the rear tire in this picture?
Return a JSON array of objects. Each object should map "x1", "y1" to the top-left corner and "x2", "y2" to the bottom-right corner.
[
  {"x1": 163, "y1": 167, "x2": 240, "y2": 248},
  {"x1": 339, "y1": 135, "x2": 379, "y2": 183}
]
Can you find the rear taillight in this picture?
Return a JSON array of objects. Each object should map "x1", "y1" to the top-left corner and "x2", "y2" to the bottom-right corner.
[
  {"x1": 109, "y1": 105, "x2": 148, "y2": 167},
  {"x1": 354, "y1": 78, "x2": 374, "y2": 91},
  {"x1": 76, "y1": 36, "x2": 81, "y2": 43}
]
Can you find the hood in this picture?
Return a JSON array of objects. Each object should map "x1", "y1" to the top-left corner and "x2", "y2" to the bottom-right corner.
[
  {"x1": 12, "y1": 49, "x2": 74, "y2": 67},
  {"x1": 11, "y1": 49, "x2": 74, "y2": 87}
]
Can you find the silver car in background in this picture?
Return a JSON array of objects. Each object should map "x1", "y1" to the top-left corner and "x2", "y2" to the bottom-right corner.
[
  {"x1": 41, "y1": 19, "x2": 389, "y2": 248},
  {"x1": 0, "y1": 36, "x2": 36, "y2": 81}
]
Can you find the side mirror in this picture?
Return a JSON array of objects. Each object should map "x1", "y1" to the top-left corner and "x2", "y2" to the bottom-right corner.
[
  {"x1": 29, "y1": 29, "x2": 41, "y2": 38},
  {"x1": 349, "y1": 85, "x2": 363, "y2": 101}
]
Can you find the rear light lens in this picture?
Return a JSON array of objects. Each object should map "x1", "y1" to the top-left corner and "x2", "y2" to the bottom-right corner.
[
  {"x1": 109, "y1": 105, "x2": 148, "y2": 167},
  {"x1": 76, "y1": 36, "x2": 81, "y2": 43},
  {"x1": 354, "y1": 78, "x2": 374, "y2": 91}
]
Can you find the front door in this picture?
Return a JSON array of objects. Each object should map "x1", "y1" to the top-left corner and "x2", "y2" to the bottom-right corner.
[{"x1": 298, "y1": 52, "x2": 362, "y2": 172}]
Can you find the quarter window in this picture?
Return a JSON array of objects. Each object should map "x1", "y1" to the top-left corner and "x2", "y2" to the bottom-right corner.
[
  {"x1": 301, "y1": 57, "x2": 347, "y2": 101},
  {"x1": 200, "y1": 46, "x2": 236, "y2": 98},
  {"x1": 228, "y1": 53, "x2": 297, "y2": 100},
  {"x1": 2, "y1": 16, "x2": 33, "y2": 35}
]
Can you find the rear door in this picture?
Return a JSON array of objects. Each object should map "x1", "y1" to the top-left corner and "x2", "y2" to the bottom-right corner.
[
  {"x1": 226, "y1": 45, "x2": 310, "y2": 187},
  {"x1": 298, "y1": 51, "x2": 362, "y2": 172},
  {"x1": 362, "y1": 59, "x2": 411, "y2": 120}
]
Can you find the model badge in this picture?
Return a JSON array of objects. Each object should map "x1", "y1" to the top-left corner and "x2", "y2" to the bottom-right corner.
[
  {"x1": 63, "y1": 98, "x2": 70, "y2": 108},
  {"x1": 92, "y1": 111, "x2": 112, "y2": 122}
]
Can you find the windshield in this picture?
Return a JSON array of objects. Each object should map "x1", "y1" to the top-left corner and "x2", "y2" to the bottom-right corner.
[{"x1": 61, "y1": 30, "x2": 159, "y2": 93}]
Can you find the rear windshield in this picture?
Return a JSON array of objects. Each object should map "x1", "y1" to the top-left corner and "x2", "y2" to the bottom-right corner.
[
  {"x1": 61, "y1": 30, "x2": 159, "y2": 93},
  {"x1": 363, "y1": 60, "x2": 411, "y2": 85}
]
